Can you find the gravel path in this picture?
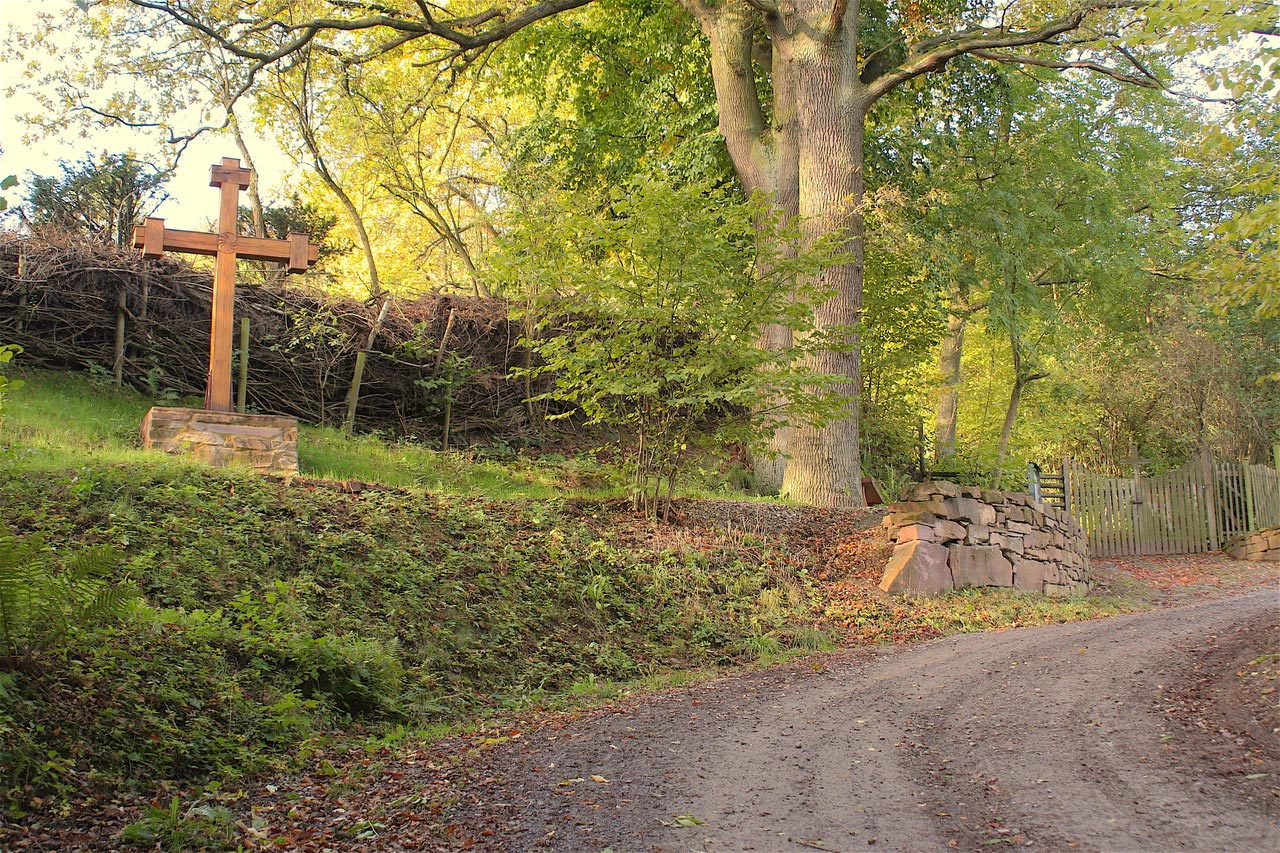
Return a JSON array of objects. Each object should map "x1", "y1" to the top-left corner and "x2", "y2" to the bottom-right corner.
[{"x1": 461, "y1": 589, "x2": 1279, "y2": 852}]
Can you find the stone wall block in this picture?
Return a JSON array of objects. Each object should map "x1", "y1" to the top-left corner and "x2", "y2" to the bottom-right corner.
[
  {"x1": 967, "y1": 525, "x2": 992, "y2": 545},
  {"x1": 881, "y1": 485, "x2": 1093, "y2": 596},
  {"x1": 897, "y1": 524, "x2": 937, "y2": 544},
  {"x1": 1013, "y1": 560, "x2": 1048, "y2": 592},
  {"x1": 936, "y1": 519, "x2": 967, "y2": 542},
  {"x1": 950, "y1": 545, "x2": 1014, "y2": 588},
  {"x1": 880, "y1": 540, "x2": 953, "y2": 595},
  {"x1": 888, "y1": 510, "x2": 940, "y2": 528},
  {"x1": 944, "y1": 498, "x2": 997, "y2": 525},
  {"x1": 1024, "y1": 530, "x2": 1052, "y2": 550},
  {"x1": 141, "y1": 406, "x2": 299, "y2": 474}
]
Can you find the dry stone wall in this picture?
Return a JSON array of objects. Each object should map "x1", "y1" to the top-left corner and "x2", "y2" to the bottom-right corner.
[
  {"x1": 879, "y1": 481, "x2": 1091, "y2": 597},
  {"x1": 1225, "y1": 526, "x2": 1280, "y2": 562}
]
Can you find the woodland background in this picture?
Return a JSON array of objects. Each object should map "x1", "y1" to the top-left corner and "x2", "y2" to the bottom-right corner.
[{"x1": 1, "y1": 0, "x2": 1277, "y2": 493}]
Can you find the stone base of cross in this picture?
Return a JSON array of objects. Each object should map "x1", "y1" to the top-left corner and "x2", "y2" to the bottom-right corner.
[
  {"x1": 133, "y1": 157, "x2": 318, "y2": 412},
  {"x1": 132, "y1": 158, "x2": 318, "y2": 474}
]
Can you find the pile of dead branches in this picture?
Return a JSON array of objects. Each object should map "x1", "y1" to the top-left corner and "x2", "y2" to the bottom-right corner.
[{"x1": 0, "y1": 230, "x2": 549, "y2": 444}]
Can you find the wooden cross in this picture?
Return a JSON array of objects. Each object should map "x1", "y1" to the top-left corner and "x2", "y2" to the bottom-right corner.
[
  {"x1": 1120, "y1": 444, "x2": 1152, "y2": 506},
  {"x1": 132, "y1": 157, "x2": 319, "y2": 412}
]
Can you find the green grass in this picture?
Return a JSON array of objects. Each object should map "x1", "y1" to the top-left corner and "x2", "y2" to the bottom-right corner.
[
  {"x1": 0, "y1": 370, "x2": 813, "y2": 817},
  {"x1": 0, "y1": 370, "x2": 626, "y2": 497},
  {"x1": 0, "y1": 370, "x2": 758, "y2": 500},
  {"x1": 0, "y1": 461, "x2": 821, "y2": 811}
]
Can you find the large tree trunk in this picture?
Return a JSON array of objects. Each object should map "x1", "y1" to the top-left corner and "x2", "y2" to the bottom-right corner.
[
  {"x1": 779, "y1": 22, "x2": 867, "y2": 507},
  {"x1": 691, "y1": 0, "x2": 868, "y2": 507}
]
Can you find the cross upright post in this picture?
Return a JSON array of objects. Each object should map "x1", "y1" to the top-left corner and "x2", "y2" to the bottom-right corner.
[
  {"x1": 133, "y1": 157, "x2": 319, "y2": 412},
  {"x1": 208, "y1": 158, "x2": 253, "y2": 412}
]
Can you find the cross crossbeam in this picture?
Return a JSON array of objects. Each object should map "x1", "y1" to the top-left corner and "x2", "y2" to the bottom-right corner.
[{"x1": 132, "y1": 157, "x2": 319, "y2": 412}]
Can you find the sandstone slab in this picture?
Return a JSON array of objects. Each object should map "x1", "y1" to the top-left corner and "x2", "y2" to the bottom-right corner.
[
  {"x1": 880, "y1": 540, "x2": 952, "y2": 596},
  {"x1": 950, "y1": 545, "x2": 1014, "y2": 588}
]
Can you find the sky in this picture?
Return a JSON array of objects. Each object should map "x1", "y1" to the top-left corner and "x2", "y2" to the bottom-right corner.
[{"x1": 0, "y1": 0, "x2": 298, "y2": 230}]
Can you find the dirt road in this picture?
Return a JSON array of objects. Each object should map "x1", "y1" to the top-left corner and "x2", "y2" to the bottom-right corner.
[{"x1": 461, "y1": 589, "x2": 1279, "y2": 852}]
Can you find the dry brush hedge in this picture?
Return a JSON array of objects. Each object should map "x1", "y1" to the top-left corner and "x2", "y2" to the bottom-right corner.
[{"x1": 0, "y1": 230, "x2": 549, "y2": 443}]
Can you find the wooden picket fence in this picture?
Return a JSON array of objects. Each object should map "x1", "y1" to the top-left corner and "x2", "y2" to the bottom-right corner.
[{"x1": 1063, "y1": 451, "x2": 1280, "y2": 558}]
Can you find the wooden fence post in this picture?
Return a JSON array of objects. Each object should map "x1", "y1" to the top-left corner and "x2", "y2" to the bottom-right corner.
[
  {"x1": 236, "y1": 317, "x2": 250, "y2": 414},
  {"x1": 1200, "y1": 450, "x2": 1219, "y2": 551},
  {"x1": 113, "y1": 288, "x2": 126, "y2": 387},
  {"x1": 1243, "y1": 459, "x2": 1256, "y2": 533},
  {"x1": 435, "y1": 308, "x2": 458, "y2": 451}
]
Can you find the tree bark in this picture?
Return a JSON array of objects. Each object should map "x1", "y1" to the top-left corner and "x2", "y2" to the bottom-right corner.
[
  {"x1": 779, "y1": 14, "x2": 867, "y2": 507},
  {"x1": 228, "y1": 109, "x2": 265, "y2": 237},
  {"x1": 935, "y1": 278, "x2": 983, "y2": 463},
  {"x1": 689, "y1": 0, "x2": 868, "y2": 507},
  {"x1": 994, "y1": 331, "x2": 1048, "y2": 484}
]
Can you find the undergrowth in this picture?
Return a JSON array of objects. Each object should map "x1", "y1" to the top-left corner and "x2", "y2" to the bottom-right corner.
[{"x1": 0, "y1": 463, "x2": 821, "y2": 814}]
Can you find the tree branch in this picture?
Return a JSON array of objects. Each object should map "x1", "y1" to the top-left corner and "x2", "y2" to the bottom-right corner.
[
  {"x1": 863, "y1": 1, "x2": 1148, "y2": 104},
  {"x1": 126, "y1": 0, "x2": 598, "y2": 63},
  {"x1": 969, "y1": 49, "x2": 1160, "y2": 89}
]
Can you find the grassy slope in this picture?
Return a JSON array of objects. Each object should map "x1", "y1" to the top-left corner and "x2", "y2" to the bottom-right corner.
[
  {"x1": 0, "y1": 372, "x2": 819, "y2": 813},
  {"x1": 1, "y1": 369, "x2": 1207, "y2": 835}
]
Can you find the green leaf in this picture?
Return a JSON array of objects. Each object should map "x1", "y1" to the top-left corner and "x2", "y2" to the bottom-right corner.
[{"x1": 662, "y1": 814, "x2": 705, "y2": 828}]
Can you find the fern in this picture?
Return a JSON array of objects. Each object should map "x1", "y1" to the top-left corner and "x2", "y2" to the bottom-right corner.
[{"x1": 0, "y1": 533, "x2": 135, "y2": 662}]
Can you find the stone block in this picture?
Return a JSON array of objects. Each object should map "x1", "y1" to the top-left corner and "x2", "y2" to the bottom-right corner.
[
  {"x1": 929, "y1": 480, "x2": 962, "y2": 498},
  {"x1": 1012, "y1": 559, "x2": 1050, "y2": 592},
  {"x1": 1004, "y1": 505, "x2": 1029, "y2": 524},
  {"x1": 1006, "y1": 520, "x2": 1034, "y2": 535},
  {"x1": 1001, "y1": 534, "x2": 1026, "y2": 556},
  {"x1": 943, "y1": 497, "x2": 997, "y2": 525},
  {"x1": 900, "y1": 481, "x2": 961, "y2": 502},
  {"x1": 1024, "y1": 530, "x2": 1052, "y2": 550},
  {"x1": 888, "y1": 510, "x2": 940, "y2": 528},
  {"x1": 141, "y1": 407, "x2": 299, "y2": 474},
  {"x1": 961, "y1": 485, "x2": 985, "y2": 499},
  {"x1": 1043, "y1": 582, "x2": 1074, "y2": 598},
  {"x1": 880, "y1": 540, "x2": 953, "y2": 596},
  {"x1": 936, "y1": 519, "x2": 968, "y2": 542},
  {"x1": 966, "y1": 524, "x2": 992, "y2": 545},
  {"x1": 949, "y1": 544, "x2": 1013, "y2": 588},
  {"x1": 897, "y1": 523, "x2": 936, "y2": 543}
]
